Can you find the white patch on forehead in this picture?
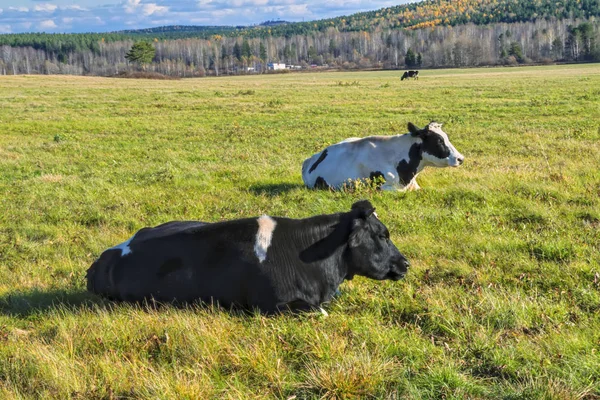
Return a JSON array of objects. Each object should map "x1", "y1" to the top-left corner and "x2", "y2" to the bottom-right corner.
[
  {"x1": 254, "y1": 216, "x2": 277, "y2": 263},
  {"x1": 428, "y1": 122, "x2": 447, "y2": 137},
  {"x1": 368, "y1": 141, "x2": 377, "y2": 148},
  {"x1": 110, "y1": 234, "x2": 135, "y2": 257},
  {"x1": 373, "y1": 211, "x2": 379, "y2": 219},
  {"x1": 429, "y1": 123, "x2": 452, "y2": 149}
]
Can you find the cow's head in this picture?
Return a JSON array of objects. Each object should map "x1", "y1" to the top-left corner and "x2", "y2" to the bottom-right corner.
[
  {"x1": 346, "y1": 200, "x2": 409, "y2": 281},
  {"x1": 408, "y1": 122, "x2": 464, "y2": 167}
]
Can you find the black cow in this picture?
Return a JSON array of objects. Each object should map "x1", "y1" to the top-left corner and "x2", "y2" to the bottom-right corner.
[
  {"x1": 86, "y1": 200, "x2": 409, "y2": 314},
  {"x1": 401, "y1": 70, "x2": 419, "y2": 80}
]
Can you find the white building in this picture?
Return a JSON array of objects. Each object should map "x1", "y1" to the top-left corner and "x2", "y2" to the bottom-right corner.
[{"x1": 267, "y1": 63, "x2": 287, "y2": 70}]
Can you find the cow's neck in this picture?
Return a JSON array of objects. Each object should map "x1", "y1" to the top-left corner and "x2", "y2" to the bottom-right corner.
[
  {"x1": 392, "y1": 133, "x2": 423, "y2": 161},
  {"x1": 391, "y1": 134, "x2": 428, "y2": 184},
  {"x1": 294, "y1": 213, "x2": 352, "y2": 297}
]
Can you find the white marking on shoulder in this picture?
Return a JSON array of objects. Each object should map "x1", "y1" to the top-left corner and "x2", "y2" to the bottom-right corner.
[
  {"x1": 254, "y1": 215, "x2": 277, "y2": 263},
  {"x1": 110, "y1": 234, "x2": 135, "y2": 257}
]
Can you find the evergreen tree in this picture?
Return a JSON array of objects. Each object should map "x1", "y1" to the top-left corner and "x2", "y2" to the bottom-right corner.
[
  {"x1": 308, "y1": 46, "x2": 318, "y2": 62},
  {"x1": 551, "y1": 37, "x2": 563, "y2": 59},
  {"x1": 233, "y1": 42, "x2": 241, "y2": 60},
  {"x1": 242, "y1": 40, "x2": 252, "y2": 58},
  {"x1": 509, "y1": 42, "x2": 524, "y2": 62},
  {"x1": 125, "y1": 41, "x2": 155, "y2": 67},
  {"x1": 329, "y1": 39, "x2": 338, "y2": 56},
  {"x1": 259, "y1": 42, "x2": 267, "y2": 61},
  {"x1": 405, "y1": 48, "x2": 417, "y2": 68}
]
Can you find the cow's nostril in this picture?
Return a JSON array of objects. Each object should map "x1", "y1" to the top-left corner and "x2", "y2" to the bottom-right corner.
[{"x1": 457, "y1": 157, "x2": 464, "y2": 165}]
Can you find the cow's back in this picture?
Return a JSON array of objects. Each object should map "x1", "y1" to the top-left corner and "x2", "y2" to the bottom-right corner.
[
  {"x1": 302, "y1": 136, "x2": 401, "y2": 189},
  {"x1": 86, "y1": 219, "x2": 280, "y2": 308}
]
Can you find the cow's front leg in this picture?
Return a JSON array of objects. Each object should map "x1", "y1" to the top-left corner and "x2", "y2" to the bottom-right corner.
[
  {"x1": 381, "y1": 171, "x2": 404, "y2": 191},
  {"x1": 405, "y1": 178, "x2": 421, "y2": 191}
]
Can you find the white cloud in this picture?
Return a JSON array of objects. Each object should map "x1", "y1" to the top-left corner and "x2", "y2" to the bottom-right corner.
[
  {"x1": 39, "y1": 19, "x2": 57, "y2": 29},
  {"x1": 62, "y1": 17, "x2": 73, "y2": 24},
  {"x1": 231, "y1": 0, "x2": 269, "y2": 6},
  {"x1": 62, "y1": 5, "x2": 89, "y2": 12},
  {"x1": 8, "y1": 6, "x2": 29, "y2": 12},
  {"x1": 21, "y1": 22, "x2": 32, "y2": 30},
  {"x1": 142, "y1": 4, "x2": 169, "y2": 16},
  {"x1": 123, "y1": 0, "x2": 168, "y2": 16},
  {"x1": 124, "y1": 0, "x2": 141, "y2": 14},
  {"x1": 211, "y1": 9, "x2": 235, "y2": 18},
  {"x1": 0, "y1": 24, "x2": 11, "y2": 33},
  {"x1": 34, "y1": 4, "x2": 58, "y2": 13},
  {"x1": 288, "y1": 4, "x2": 310, "y2": 15}
]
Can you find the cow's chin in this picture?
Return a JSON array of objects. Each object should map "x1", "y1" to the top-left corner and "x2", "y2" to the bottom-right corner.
[
  {"x1": 386, "y1": 270, "x2": 406, "y2": 281},
  {"x1": 423, "y1": 155, "x2": 451, "y2": 168}
]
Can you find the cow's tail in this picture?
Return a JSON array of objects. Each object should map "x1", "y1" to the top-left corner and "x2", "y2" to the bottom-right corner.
[{"x1": 86, "y1": 249, "x2": 122, "y2": 300}]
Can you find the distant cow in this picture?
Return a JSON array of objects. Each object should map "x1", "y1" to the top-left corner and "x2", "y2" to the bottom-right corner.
[
  {"x1": 401, "y1": 70, "x2": 419, "y2": 80},
  {"x1": 302, "y1": 122, "x2": 464, "y2": 191},
  {"x1": 86, "y1": 201, "x2": 409, "y2": 314}
]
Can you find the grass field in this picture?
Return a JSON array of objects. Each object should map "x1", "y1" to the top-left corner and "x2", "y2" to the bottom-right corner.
[{"x1": 0, "y1": 64, "x2": 599, "y2": 399}]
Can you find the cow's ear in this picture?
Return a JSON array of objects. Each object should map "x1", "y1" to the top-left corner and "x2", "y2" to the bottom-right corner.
[
  {"x1": 351, "y1": 200, "x2": 375, "y2": 219},
  {"x1": 348, "y1": 219, "x2": 366, "y2": 248},
  {"x1": 408, "y1": 122, "x2": 421, "y2": 137}
]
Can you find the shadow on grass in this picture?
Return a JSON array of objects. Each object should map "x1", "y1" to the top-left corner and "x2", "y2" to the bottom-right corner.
[
  {"x1": 0, "y1": 288, "x2": 336, "y2": 318},
  {"x1": 0, "y1": 288, "x2": 106, "y2": 317},
  {"x1": 248, "y1": 182, "x2": 305, "y2": 196}
]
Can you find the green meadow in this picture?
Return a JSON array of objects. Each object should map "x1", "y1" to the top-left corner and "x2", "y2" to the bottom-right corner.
[{"x1": 0, "y1": 64, "x2": 599, "y2": 399}]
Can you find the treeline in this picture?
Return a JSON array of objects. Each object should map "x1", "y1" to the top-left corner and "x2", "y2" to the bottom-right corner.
[
  {"x1": 1, "y1": 0, "x2": 599, "y2": 56},
  {"x1": 1, "y1": 18, "x2": 598, "y2": 77}
]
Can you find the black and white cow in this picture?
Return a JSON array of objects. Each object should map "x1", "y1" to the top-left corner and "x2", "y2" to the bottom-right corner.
[
  {"x1": 86, "y1": 200, "x2": 409, "y2": 314},
  {"x1": 401, "y1": 70, "x2": 419, "y2": 80},
  {"x1": 302, "y1": 122, "x2": 464, "y2": 191}
]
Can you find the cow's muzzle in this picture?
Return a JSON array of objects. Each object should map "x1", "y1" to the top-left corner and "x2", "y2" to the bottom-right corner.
[{"x1": 387, "y1": 256, "x2": 410, "y2": 280}]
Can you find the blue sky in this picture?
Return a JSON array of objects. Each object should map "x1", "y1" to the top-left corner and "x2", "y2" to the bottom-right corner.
[{"x1": 0, "y1": 0, "x2": 403, "y2": 34}]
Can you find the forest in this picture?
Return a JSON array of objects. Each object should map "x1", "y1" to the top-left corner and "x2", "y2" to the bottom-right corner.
[{"x1": 0, "y1": 0, "x2": 599, "y2": 76}]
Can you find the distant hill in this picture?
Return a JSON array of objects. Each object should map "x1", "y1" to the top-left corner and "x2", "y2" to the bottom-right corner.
[
  {"x1": 114, "y1": 0, "x2": 600, "y2": 39},
  {"x1": 116, "y1": 25, "x2": 241, "y2": 38},
  {"x1": 258, "y1": 20, "x2": 290, "y2": 27},
  {"x1": 114, "y1": 21, "x2": 291, "y2": 39},
  {"x1": 1, "y1": 0, "x2": 599, "y2": 49}
]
